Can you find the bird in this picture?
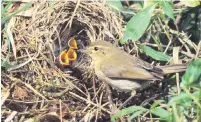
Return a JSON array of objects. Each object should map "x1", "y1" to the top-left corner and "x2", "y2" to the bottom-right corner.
[{"x1": 81, "y1": 41, "x2": 186, "y2": 92}]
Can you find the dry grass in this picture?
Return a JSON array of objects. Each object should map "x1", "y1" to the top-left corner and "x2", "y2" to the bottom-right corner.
[
  {"x1": 1, "y1": 1, "x2": 125, "y2": 121},
  {"x1": 1, "y1": 1, "x2": 201, "y2": 122}
]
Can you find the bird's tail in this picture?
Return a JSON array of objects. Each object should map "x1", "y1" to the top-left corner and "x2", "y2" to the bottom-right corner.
[{"x1": 157, "y1": 64, "x2": 187, "y2": 75}]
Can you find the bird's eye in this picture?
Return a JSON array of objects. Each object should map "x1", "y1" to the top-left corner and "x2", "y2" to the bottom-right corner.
[{"x1": 94, "y1": 47, "x2": 99, "y2": 51}]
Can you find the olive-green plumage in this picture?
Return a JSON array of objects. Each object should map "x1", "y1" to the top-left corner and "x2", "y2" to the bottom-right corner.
[{"x1": 83, "y1": 41, "x2": 186, "y2": 91}]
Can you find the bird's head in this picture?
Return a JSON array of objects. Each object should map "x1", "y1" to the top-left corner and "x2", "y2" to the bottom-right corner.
[{"x1": 80, "y1": 41, "x2": 116, "y2": 62}]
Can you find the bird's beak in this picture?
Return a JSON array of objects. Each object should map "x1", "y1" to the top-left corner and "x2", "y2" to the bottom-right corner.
[{"x1": 78, "y1": 49, "x2": 89, "y2": 54}]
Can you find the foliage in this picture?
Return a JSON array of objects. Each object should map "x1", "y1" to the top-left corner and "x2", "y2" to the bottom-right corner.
[
  {"x1": 1, "y1": 0, "x2": 200, "y2": 121},
  {"x1": 139, "y1": 45, "x2": 170, "y2": 61},
  {"x1": 112, "y1": 59, "x2": 201, "y2": 121},
  {"x1": 1, "y1": 2, "x2": 32, "y2": 69},
  {"x1": 181, "y1": 59, "x2": 201, "y2": 87},
  {"x1": 107, "y1": 1, "x2": 135, "y2": 15},
  {"x1": 120, "y1": 3, "x2": 156, "y2": 44},
  {"x1": 120, "y1": 1, "x2": 175, "y2": 44},
  {"x1": 1, "y1": 2, "x2": 32, "y2": 25}
]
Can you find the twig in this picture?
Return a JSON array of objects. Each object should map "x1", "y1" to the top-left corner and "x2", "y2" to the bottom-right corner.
[
  {"x1": 69, "y1": 92, "x2": 111, "y2": 114},
  {"x1": 195, "y1": 41, "x2": 201, "y2": 59},
  {"x1": 59, "y1": 99, "x2": 62, "y2": 122},
  {"x1": 173, "y1": 47, "x2": 181, "y2": 95},
  {"x1": 67, "y1": 0, "x2": 81, "y2": 29},
  {"x1": 4, "y1": 111, "x2": 18, "y2": 122}
]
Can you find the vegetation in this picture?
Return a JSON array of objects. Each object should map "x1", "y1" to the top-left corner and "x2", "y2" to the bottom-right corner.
[{"x1": 1, "y1": 1, "x2": 201, "y2": 121}]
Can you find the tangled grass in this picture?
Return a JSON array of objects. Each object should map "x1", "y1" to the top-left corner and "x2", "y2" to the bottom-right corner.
[{"x1": 1, "y1": 1, "x2": 201, "y2": 122}]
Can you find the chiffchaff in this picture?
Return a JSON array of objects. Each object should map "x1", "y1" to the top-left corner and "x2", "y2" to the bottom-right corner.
[{"x1": 82, "y1": 41, "x2": 186, "y2": 91}]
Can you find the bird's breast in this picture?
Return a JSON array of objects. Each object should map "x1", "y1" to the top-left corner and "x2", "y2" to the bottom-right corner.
[
  {"x1": 105, "y1": 78, "x2": 143, "y2": 91},
  {"x1": 94, "y1": 67, "x2": 149, "y2": 91}
]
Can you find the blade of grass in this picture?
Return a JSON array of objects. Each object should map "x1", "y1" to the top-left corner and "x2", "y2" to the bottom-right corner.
[
  {"x1": 2, "y1": 2, "x2": 32, "y2": 25},
  {"x1": 111, "y1": 106, "x2": 147, "y2": 120},
  {"x1": 128, "y1": 109, "x2": 147, "y2": 120},
  {"x1": 6, "y1": 17, "x2": 17, "y2": 59},
  {"x1": 161, "y1": 1, "x2": 175, "y2": 20},
  {"x1": 1, "y1": 1, "x2": 12, "y2": 17}
]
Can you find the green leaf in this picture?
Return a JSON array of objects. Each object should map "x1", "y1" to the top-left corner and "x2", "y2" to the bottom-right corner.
[
  {"x1": 111, "y1": 106, "x2": 146, "y2": 120},
  {"x1": 131, "y1": 2, "x2": 143, "y2": 11},
  {"x1": 1, "y1": 1, "x2": 12, "y2": 18},
  {"x1": 172, "y1": 103, "x2": 179, "y2": 122},
  {"x1": 151, "y1": 100, "x2": 165, "y2": 109},
  {"x1": 107, "y1": 1, "x2": 135, "y2": 15},
  {"x1": 1, "y1": 59, "x2": 17, "y2": 69},
  {"x1": 168, "y1": 91, "x2": 200, "y2": 105},
  {"x1": 151, "y1": 107, "x2": 171, "y2": 119},
  {"x1": 181, "y1": 59, "x2": 201, "y2": 87},
  {"x1": 161, "y1": 1, "x2": 175, "y2": 20},
  {"x1": 139, "y1": 45, "x2": 170, "y2": 61},
  {"x1": 120, "y1": 4, "x2": 156, "y2": 44},
  {"x1": 2, "y1": 2, "x2": 32, "y2": 25},
  {"x1": 181, "y1": 13, "x2": 195, "y2": 30},
  {"x1": 128, "y1": 109, "x2": 147, "y2": 120}
]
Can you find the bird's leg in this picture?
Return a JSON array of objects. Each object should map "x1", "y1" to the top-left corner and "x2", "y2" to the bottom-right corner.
[
  {"x1": 140, "y1": 94, "x2": 160, "y2": 106},
  {"x1": 104, "y1": 82, "x2": 116, "y2": 113},
  {"x1": 118, "y1": 90, "x2": 136, "y2": 110}
]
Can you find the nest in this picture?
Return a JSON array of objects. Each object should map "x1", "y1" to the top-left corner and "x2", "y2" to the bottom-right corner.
[
  {"x1": 3, "y1": 1, "x2": 200, "y2": 122},
  {"x1": 1, "y1": 1, "x2": 124, "y2": 121}
]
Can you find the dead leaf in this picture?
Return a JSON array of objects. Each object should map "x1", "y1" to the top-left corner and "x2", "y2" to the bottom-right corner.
[{"x1": 13, "y1": 86, "x2": 28, "y2": 100}]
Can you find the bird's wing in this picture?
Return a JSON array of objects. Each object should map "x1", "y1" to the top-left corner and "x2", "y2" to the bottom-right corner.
[
  {"x1": 100, "y1": 57, "x2": 163, "y2": 81},
  {"x1": 135, "y1": 58, "x2": 163, "y2": 73}
]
